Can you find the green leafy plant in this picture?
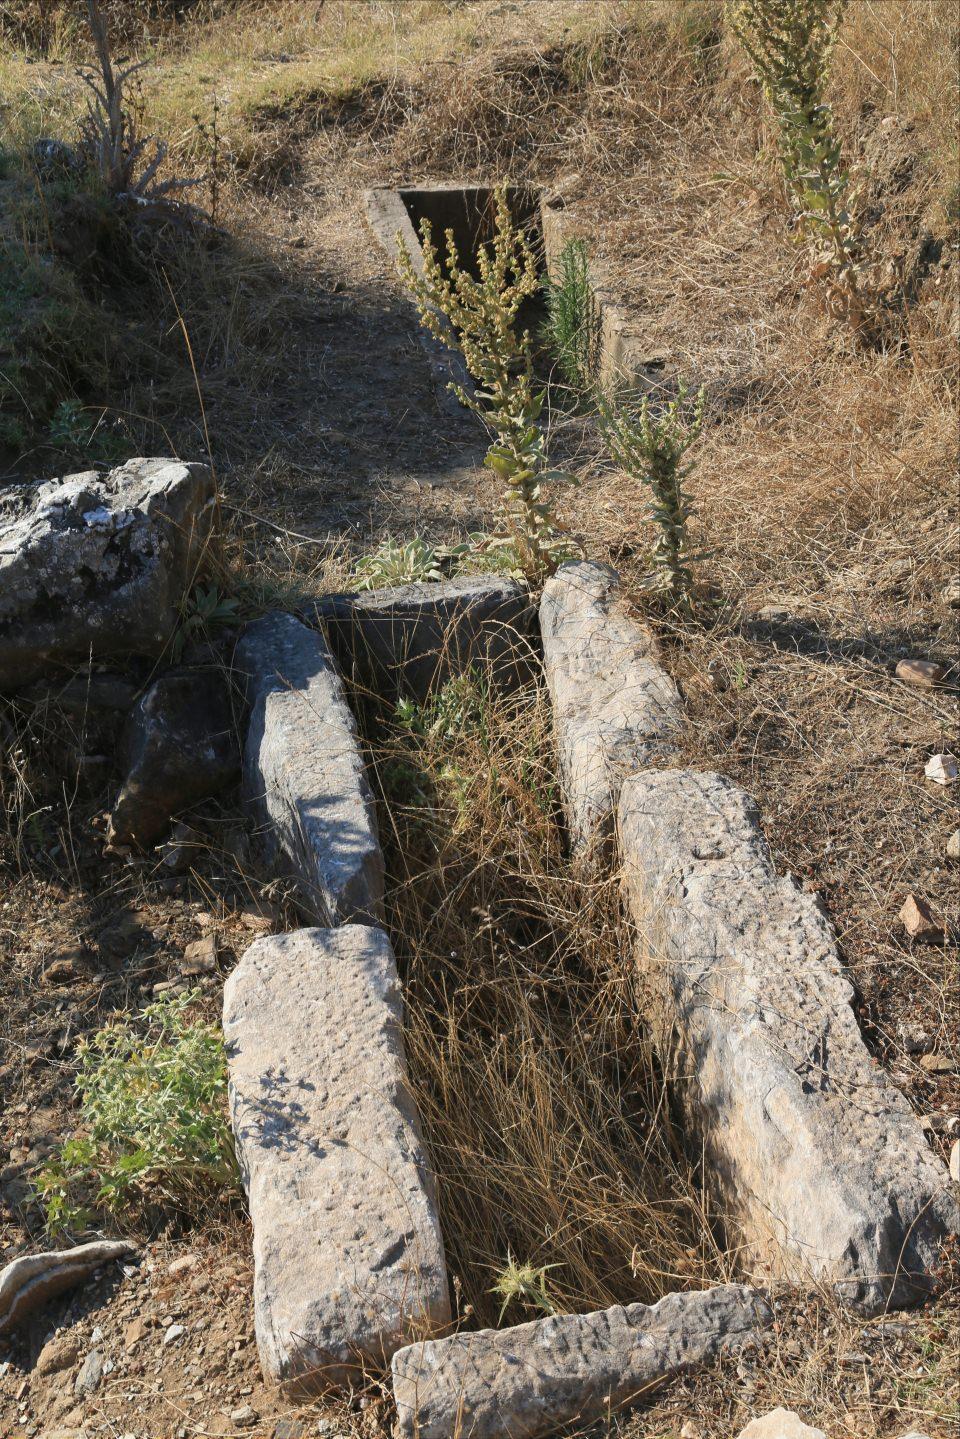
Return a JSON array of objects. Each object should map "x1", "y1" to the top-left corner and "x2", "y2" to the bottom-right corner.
[
  {"x1": 543, "y1": 236, "x2": 600, "y2": 395},
  {"x1": 396, "y1": 669, "x2": 491, "y2": 746},
  {"x1": 490, "y1": 1250, "x2": 560, "y2": 1324},
  {"x1": 598, "y1": 382, "x2": 707, "y2": 614},
  {"x1": 36, "y1": 989, "x2": 237, "y2": 1233},
  {"x1": 727, "y1": 0, "x2": 868, "y2": 327},
  {"x1": 171, "y1": 582, "x2": 240, "y2": 661},
  {"x1": 353, "y1": 535, "x2": 447, "y2": 590},
  {"x1": 397, "y1": 187, "x2": 579, "y2": 583}
]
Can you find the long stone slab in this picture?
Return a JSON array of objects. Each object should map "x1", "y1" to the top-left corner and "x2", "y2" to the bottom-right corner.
[
  {"x1": 392, "y1": 1283, "x2": 770, "y2": 1439},
  {"x1": 540, "y1": 561, "x2": 682, "y2": 851},
  {"x1": 618, "y1": 768, "x2": 960, "y2": 1313},
  {"x1": 234, "y1": 612, "x2": 384, "y2": 926},
  {"x1": 223, "y1": 925, "x2": 450, "y2": 1392},
  {"x1": 308, "y1": 574, "x2": 539, "y2": 703}
]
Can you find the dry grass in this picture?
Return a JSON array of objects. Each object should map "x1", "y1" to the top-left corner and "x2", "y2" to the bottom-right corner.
[{"x1": 363, "y1": 670, "x2": 727, "y2": 1331}]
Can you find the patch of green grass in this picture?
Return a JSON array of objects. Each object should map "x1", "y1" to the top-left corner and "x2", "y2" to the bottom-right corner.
[{"x1": 36, "y1": 989, "x2": 238, "y2": 1234}]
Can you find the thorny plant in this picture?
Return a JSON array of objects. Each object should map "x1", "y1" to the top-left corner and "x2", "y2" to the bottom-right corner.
[
  {"x1": 36, "y1": 989, "x2": 237, "y2": 1234},
  {"x1": 397, "y1": 186, "x2": 579, "y2": 583},
  {"x1": 79, "y1": 0, "x2": 203, "y2": 211},
  {"x1": 598, "y1": 382, "x2": 707, "y2": 615},
  {"x1": 727, "y1": 0, "x2": 869, "y2": 329},
  {"x1": 544, "y1": 236, "x2": 600, "y2": 396},
  {"x1": 491, "y1": 1250, "x2": 560, "y2": 1323}
]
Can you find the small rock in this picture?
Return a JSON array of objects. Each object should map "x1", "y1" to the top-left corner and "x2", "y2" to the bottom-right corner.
[
  {"x1": 680, "y1": 1423, "x2": 704, "y2": 1439},
  {"x1": 946, "y1": 829, "x2": 960, "y2": 860},
  {"x1": 736, "y1": 1411, "x2": 828, "y2": 1439},
  {"x1": 74, "y1": 1349, "x2": 103, "y2": 1396},
  {"x1": 898, "y1": 1021, "x2": 932, "y2": 1056},
  {"x1": 34, "y1": 1332, "x2": 81, "y2": 1376},
  {"x1": 230, "y1": 1406, "x2": 258, "y2": 1427},
  {"x1": 899, "y1": 893, "x2": 944, "y2": 943},
  {"x1": 124, "y1": 1317, "x2": 146, "y2": 1350},
  {"x1": 156, "y1": 821, "x2": 201, "y2": 873},
  {"x1": 167, "y1": 1253, "x2": 199, "y2": 1278},
  {"x1": 919, "y1": 1053, "x2": 957, "y2": 1074},
  {"x1": 895, "y1": 658, "x2": 945, "y2": 687},
  {"x1": 950, "y1": 1141, "x2": 960, "y2": 1184},
  {"x1": 925, "y1": 753, "x2": 958, "y2": 785},
  {"x1": 41, "y1": 952, "x2": 83, "y2": 985},
  {"x1": 179, "y1": 935, "x2": 217, "y2": 977},
  {"x1": 920, "y1": 1113, "x2": 959, "y2": 1134},
  {"x1": 0, "y1": 1240, "x2": 134, "y2": 1335},
  {"x1": 944, "y1": 576, "x2": 960, "y2": 610},
  {"x1": 162, "y1": 1322, "x2": 186, "y2": 1346}
]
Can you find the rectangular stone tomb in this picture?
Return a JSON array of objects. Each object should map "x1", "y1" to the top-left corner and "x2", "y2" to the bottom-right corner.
[
  {"x1": 392, "y1": 1283, "x2": 771, "y2": 1439},
  {"x1": 540, "y1": 561, "x2": 681, "y2": 851},
  {"x1": 235, "y1": 611, "x2": 384, "y2": 926},
  {"x1": 223, "y1": 925, "x2": 450, "y2": 1393},
  {"x1": 309, "y1": 575, "x2": 539, "y2": 703},
  {"x1": 618, "y1": 768, "x2": 959, "y2": 1313}
]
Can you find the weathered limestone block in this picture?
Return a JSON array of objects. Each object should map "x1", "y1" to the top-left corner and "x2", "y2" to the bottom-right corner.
[
  {"x1": 308, "y1": 575, "x2": 539, "y2": 703},
  {"x1": 0, "y1": 458, "x2": 214, "y2": 690},
  {"x1": 235, "y1": 613, "x2": 384, "y2": 926},
  {"x1": 392, "y1": 1283, "x2": 770, "y2": 1439},
  {"x1": 223, "y1": 926, "x2": 450, "y2": 1392},
  {"x1": 540, "y1": 561, "x2": 681, "y2": 850},
  {"x1": 618, "y1": 769, "x2": 959, "y2": 1313}
]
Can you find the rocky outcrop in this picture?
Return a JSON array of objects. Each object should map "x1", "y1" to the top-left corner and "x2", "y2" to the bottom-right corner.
[
  {"x1": 107, "y1": 669, "x2": 239, "y2": 850},
  {"x1": 392, "y1": 1283, "x2": 770, "y2": 1439},
  {"x1": 0, "y1": 458, "x2": 215, "y2": 691},
  {"x1": 618, "y1": 768, "x2": 959, "y2": 1313},
  {"x1": 0, "y1": 1241, "x2": 134, "y2": 1335},
  {"x1": 540, "y1": 561, "x2": 681, "y2": 850},
  {"x1": 309, "y1": 575, "x2": 538, "y2": 703},
  {"x1": 235, "y1": 613, "x2": 384, "y2": 926},
  {"x1": 223, "y1": 926, "x2": 450, "y2": 1393}
]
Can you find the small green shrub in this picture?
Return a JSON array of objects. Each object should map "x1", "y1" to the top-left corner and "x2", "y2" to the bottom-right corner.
[
  {"x1": 491, "y1": 1251, "x2": 560, "y2": 1323},
  {"x1": 543, "y1": 236, "x2": 600, "y2": 395},
  {"x1": 354, "y1": 536, "x2": 447, "y2": 590},
  {"x1": 727, "y1": 0, "x2": 869, "y2": 328},
  {"x1": 36, "y1": 990, "x2": 237, "y2": 1233},
  {"x1": 397, "y1": 187, "x2": 579, "y2": 583},
  {"x1": 170, "y1": 582, "x2": 240, "y2": 660},
  {"x1": 598, "y1": 382, "x2": 707, "y2": 614}
]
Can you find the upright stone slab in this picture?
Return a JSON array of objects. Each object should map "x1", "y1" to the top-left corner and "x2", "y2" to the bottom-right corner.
[
  {"x1": 235, "y1": 613, "x2": 384, "y2": 926},
  {"x1": 540, "y1": 561, "x2": 681, "y2": 850},
  {"x1": 619, "y1": 769, "x2": 959, "y2": 1313},
  {"x1": 223, "y1": 926, "x2": 450, "y2": 1392},
  {"x1": 392, "y1": 1284, "x2": 770, "y2": 1439},
  {"x1": 308, "y1": 575, "x2": 539, "y2": 703}
]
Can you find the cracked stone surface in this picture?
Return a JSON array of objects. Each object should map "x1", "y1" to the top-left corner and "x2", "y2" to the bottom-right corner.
[
  {"x1": 0, "y1": 458, "x2": 215, "y2": 690},
  {"x1": 619, "y1": 768, "x2": 959, "y2": 1313},
  {"x1": 392, "y1": 1283, "x2": 770, "y2": 1439},
  {"x1": 308, "y1": 574, "x2": 539, "y2": 702},
  {"x1": 539, "y1": 561, "x2": 681, "y2": 850},
  {"x1": 223, "y1": 925, "x2": 450, "y2": 1393},
  {"x1": 235, "y1": 612, "x2": 384, "y2": 926}
]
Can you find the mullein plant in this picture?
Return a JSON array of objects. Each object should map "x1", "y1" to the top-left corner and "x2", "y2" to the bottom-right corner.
[
  {"x1": 397, "y1": 187, "x2": 578, "y2": 582},
  {"x1": 727, "y1": 0, "x2": 870, "y2": 330}
]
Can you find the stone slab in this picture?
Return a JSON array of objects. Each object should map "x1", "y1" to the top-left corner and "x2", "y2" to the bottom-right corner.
[
  {"x1": 308, "y1": 575, "x2": 539, "y2": 704},
  {"x1": 392, "y1": 1283, "x2": 770, "y2": 1439},
  {"x1": 540, "y1": 561, "x2": 681, "y2": 850},
  {"x1": 223, "y1": 925, "x2": 450, "y2": 1392},
  {"x1": 235, "y1": 612, "x2": 384, "y2": 926},
  {"x1": 618, "y1": 768, "x2": 959, "y2": 1313},
  {"x1": 0, "y1": 458, "x2": 214, "y2": 691}
]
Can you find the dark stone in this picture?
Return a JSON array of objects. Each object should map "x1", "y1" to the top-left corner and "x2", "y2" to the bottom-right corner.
[
  {"x1": 106, "y1": 669, "x2": 239, "y2": 850},
  {"x1": 304, "y1": 575, "x2": 539, "y2": 704}
]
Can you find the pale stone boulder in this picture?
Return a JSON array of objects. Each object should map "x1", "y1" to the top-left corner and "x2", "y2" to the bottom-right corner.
[
  {"x1": 0, "y1": 458, "x2": 214, "y2": 690},
  {"x1": 235, "y1": 613, "x2": 384, "y2": 925},
  {"x1": 736, "y1": 1412, "x2": 827, "y2": 1439},
  {"x1": 223, "y1": 926, "x2": 450, "y2": 1393},
  {"x1": 619, "y1": 768, "x2": 959, "y2": 1313},
  {"x1": 539, "y1": 561, "x2": 681, "y2": 850},
  {"x1": 392, "y1": 1283, "x2": 770, "y2": 1439},
  {"x1": 0, "y1": 1240, "x2": 134, "y2": 1334}
]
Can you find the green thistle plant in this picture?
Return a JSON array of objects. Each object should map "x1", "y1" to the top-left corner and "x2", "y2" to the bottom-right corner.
[
  {"x1": 598, "y1": 383, "x2": 707, "y2": 614},
  {"x1": 490, "y1": 1250, "x2": 560, "y2": 1324},
  {"x1": 397, "y1": 187, "x2": 579, "y2": 583},
  {"x1": 727, "y1": 0, "x2": 869, "y2": 328}
]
